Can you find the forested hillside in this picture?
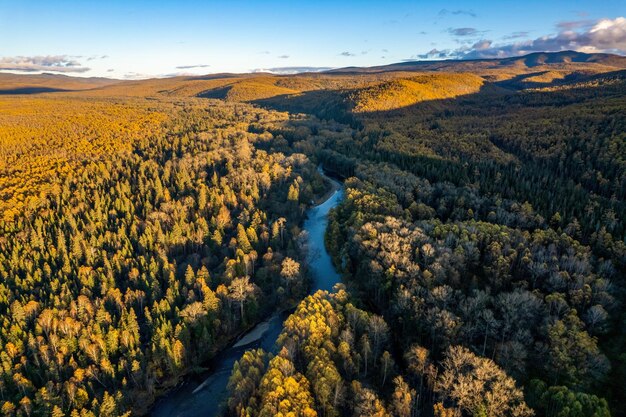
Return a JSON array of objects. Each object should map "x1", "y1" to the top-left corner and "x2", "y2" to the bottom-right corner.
[
  {"x1": 0, "y1": 96, "x2": 330, "y2": 416},
  {"x1": 1, "y1": 51, "x2": 625, "y2": 417},
  {"x1": 223, "y1": 59, "x2": 626, "y2": 417},
  {"x1": 0, "y1": 96, "x2": 168, "y2": 220}
]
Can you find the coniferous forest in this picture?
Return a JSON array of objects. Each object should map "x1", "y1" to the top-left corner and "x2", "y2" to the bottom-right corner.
[{"x1": 0, "y1": 49, "x2": 625, "y2": 417}]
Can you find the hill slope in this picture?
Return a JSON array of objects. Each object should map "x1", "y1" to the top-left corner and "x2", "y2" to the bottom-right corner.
[
  {"x1": 2, "y1": 51, "x2": 624, "y2": 99},
  {"x1": 0, "y1": 73, "x2": 119, "y2": 94},
  {"x1": 348, "y1": 73, "x2": 493, "y2": 112},
  {"x1": 330, "y1": 50, "x2": 626, "y2": 74}
]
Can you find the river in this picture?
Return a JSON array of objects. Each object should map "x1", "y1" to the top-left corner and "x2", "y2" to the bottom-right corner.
[{"x1": 150, "y1": 169, "x2": 344, "y2": 417}]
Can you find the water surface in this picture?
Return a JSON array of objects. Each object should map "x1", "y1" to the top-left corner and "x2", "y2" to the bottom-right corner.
[
  {"x1": 151, "y1": 171, "x2": 344, "y2": 417},
  {"x1": 303, "y1": 179, "x2": 344, "y2": 293}
]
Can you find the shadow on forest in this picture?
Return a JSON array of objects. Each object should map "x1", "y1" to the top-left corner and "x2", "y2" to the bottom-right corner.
[
  {"x1": 239, "y1": 71, "x2": 626, "y2": 232},
  {"x1": 165, "y1": 175, "x2": 293, "y2": 276},
  {"x1": 191, "y1": 68, "x2": 626, "y2": 209},
  {"x1": 247, "y1": 69, "x2": 626, "y2": 121},
  {"x1": 497, "y1": 68, "x2": 626, "y2": 90},
  {"x1": 0, "y1": 87, "x2": 72, "y2": 95},
  {"x1": 249, "y1": 79, "x2": 509, "y2": 124},
  {"x1": 192, "y1": 73, "x2": 251, "y2": 81},
  {"x1": 253, "y1": 89, "x2": 351, "y2": 123},
  {"x1": 197, "y1": 85, "x2": 233, "y2": 100}
]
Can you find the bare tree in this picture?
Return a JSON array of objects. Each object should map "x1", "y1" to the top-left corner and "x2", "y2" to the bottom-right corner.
[
  {"x1": 229, "y1": 276, "x2": 255, "y2": 321},
  {"x1": 434, "y1": 346, "x2": 533, "y2": 417}
]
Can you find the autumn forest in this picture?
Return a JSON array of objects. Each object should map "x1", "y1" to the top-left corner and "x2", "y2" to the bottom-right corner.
[{"x1": 0, "y1": 49, "x2": 625, "y2": 417}]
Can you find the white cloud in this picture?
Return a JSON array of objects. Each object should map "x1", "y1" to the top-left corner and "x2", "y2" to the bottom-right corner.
[
  {"x1": 419, "y1": 16, "x2": 626, "y2": 60},
  {"x1": 415, "y1": 48, "x2": 450, "y2": 59},
  {"x1": 251, "y1": 66, "x2": 333, "y2": 75},
  {"x1": 123, "y1": 72, "x2": 152, "y2": 80},
  {"x1": 587, "y1": 17, "x2": 626, "y2": 51},
  {"x1": 448, "y1": 27, "x2": 479, "y2": 37},
  {"x1": 0, "y1": 55, "x2": 90, "y2": 73},
  {"x1": 175, "y1": 64, "x2": 211, "y2": 69},
  {"x1": 503, "y1": 31, "x2": 530, "y2": 40},
  {"x1": 556, "y1": 20, "x2": 594, "y2": 30}
]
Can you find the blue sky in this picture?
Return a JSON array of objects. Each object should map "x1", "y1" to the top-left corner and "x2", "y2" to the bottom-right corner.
[{"x1": 1, "y1": 0, "x2": 625, "y2": 78}]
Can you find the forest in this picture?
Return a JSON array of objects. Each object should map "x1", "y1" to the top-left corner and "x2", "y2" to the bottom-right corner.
[
  {"x1": 0, "y1": 55, "x2": 625, "y2": 417},
  {"x1": 0, "y1": 96, "x2": 329, "y2": 416},
  {"x1": 225, "y1": 72, "x2": 626, "y2": 417}
]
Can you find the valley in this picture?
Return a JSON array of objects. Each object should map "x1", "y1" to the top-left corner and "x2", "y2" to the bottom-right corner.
[
  {"x1": 151, "y1": 168, "x2": 344, "y2": 417},
  {"x1": 0, "y1": 50, "x2": 624, "y2": 417}
]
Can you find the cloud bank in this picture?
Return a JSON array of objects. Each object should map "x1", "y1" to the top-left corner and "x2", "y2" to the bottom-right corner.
[
  {"x1": 251, "y1": 66, "x2": 333, "y2": 75},
  {"x1": 448, "y1": 27, "x2": 479, "y2": 37},
  {"x1": 419, "y1": 16, "x2": 626, "y2": 60},
  {"x1": 503, "y1": 31, "x2": 530, "y2": 40},
  {"x1": 0, "y1": 55, "x2": 90, "y2": 73},
  {"x1": 175, "y1": 64, "x2": 211, "y2": 69}
]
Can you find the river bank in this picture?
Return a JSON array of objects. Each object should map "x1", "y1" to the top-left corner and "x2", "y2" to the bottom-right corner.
[
  {"x1": 314, "y1": 173, "x2": 341, "y2": 205},
  {"x1": 150, "y1": 168, "x2": 345, "y2": 417}
]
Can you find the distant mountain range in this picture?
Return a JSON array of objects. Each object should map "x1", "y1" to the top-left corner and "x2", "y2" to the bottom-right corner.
[
  {"x1": 1, "y1": 51, "x2": 625, "y2": 101},
  {"x1": 327, "y1": 50, "x2": 626, "y2": 74},
  {"x1": 0, "y1": 72, "x2": 118, "y2": 94}
]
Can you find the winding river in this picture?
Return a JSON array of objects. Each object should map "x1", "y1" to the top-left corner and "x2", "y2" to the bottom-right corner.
[{"x1": 151, "y1": 170, "x2": 344, "y2": 417}]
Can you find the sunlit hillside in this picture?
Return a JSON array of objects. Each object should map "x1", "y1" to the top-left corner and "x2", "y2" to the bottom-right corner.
[
  {"x1": 0, "y1": 50, "x2": 625, "y2": 417},
  {"x1": 330, "y1": 50, "x2": 626, "y2": 77},
  {"x1": 1, "y1": 53, "x2": 623, "y2": 223},
  {"x1": 0, "y1": 96, "x2": 168, "y2": 220},
  {"x1": 3, "y1": 51, "x2": 624, "y2": 103},
  {"x1": 347, "y1": 72, "x2": 490, "y2": 112},
  {"x1": 199, "y1": 76, "x2": 301, "y2": 101},
  {"x1": 0, "y1": 73, "x2": 118, "y2": 94}
]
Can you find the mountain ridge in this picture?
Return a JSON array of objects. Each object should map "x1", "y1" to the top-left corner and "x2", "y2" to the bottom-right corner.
[
  {"x1": 0, "y1": 51, "x2": 624, "y2": 105},
  {"x1": 327, "y1": 50, "x2": 626, "y2": 74}
]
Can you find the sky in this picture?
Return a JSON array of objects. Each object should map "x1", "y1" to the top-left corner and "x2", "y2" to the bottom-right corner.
[{"x1": 1, "y1": 0, "x2": 625, "y2": 79}]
